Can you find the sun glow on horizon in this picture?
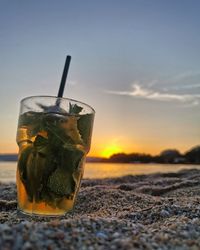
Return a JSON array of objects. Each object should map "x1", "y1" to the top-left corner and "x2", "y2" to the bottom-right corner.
[{"x1": 100, "y1": 143, "x2": 123, "y2": 158}]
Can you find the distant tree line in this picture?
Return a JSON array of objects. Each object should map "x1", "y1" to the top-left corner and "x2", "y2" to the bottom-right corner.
[{"x1": 106, "y1": 146, "x2": 200, "y2": 164}]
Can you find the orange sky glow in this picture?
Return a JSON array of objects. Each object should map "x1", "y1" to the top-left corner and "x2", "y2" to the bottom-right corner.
[
  {"x1": 0, "y1": 133, "x2": 199, "y2": 158},
  {"x1": 0, "y1": 1, "x2": 200, "y2": 158}
]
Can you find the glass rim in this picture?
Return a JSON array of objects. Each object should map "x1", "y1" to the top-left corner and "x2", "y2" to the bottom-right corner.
[{"x1": 20, "y1": 95, "x2": 95, "y2": 113}]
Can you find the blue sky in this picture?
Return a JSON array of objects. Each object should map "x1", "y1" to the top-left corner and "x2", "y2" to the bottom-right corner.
[{"x1": 0, "y1": 0, "x2": 200, "y2": 155}]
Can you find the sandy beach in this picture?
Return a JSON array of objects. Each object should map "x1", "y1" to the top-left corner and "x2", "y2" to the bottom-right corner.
[{"x1": 0, "y1": 168, "x2": 200, "y2": 249}]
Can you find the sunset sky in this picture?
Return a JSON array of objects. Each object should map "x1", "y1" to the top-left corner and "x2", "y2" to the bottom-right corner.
[{"x1": 0, "y1": 0, "x2": 200, "y2": 157}]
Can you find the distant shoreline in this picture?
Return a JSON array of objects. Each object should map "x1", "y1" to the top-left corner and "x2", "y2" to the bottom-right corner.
[
  {"x1": 1, "y1": 144, "x2": 200, "y2": 164},
  {"x1": 0, "y1": 157, "x2": 200, "y2": 166}
]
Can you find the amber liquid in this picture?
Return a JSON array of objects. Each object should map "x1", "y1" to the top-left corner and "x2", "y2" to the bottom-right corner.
[
  {"x1": 16, "y1": 167, "x2": 81, "y2": 216},
  {"x1": 16, "y1": 125, "x2": 85, "y2": 216}
]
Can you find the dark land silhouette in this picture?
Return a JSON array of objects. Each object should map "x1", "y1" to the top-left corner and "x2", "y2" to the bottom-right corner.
[
  {"x1": 88, "y1": 145, "x2": 200, "y2": 164},
  {"x1": 106, "y1": 145, "x2": 200, "y2": 164},
  {"x1": 0, "y1": 145, "x2": 200, "y2": 164}
]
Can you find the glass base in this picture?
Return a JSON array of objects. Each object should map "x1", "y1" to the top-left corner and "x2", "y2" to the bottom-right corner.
[{"x1": 17, "y1": 207, "x2": 74, "y2": 218}]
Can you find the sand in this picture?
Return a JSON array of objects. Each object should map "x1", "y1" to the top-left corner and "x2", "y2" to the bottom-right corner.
[{"x1": 0, "y1": 168, "x2": 200, "y2": 249}]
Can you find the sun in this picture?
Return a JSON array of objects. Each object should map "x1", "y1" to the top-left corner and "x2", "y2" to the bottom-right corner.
[{"x1": 101, "y1": 143, "x2": 122, "y2": 158}]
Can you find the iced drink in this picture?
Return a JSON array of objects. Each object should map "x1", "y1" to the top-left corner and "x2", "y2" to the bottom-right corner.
[{"x1": 16, "y1": 96, "x2": 94, "y2": 216}]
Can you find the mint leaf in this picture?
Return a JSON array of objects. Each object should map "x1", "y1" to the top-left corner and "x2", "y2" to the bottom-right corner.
[
  {"x1": 18, "y1": 144, "x2": 33, "y2": 186},
  {"x1": 46, "y1": 147, "x2": 84, "y2": 199},
  {"x1": 47, "y1": 168, "x2": 75, "y2": 198},
  {"x1": 69, "y1": 103, "x2": 83, "y2": 114},
  {"x1": 18, "y1": 111, "x2": 41, "y2": 127},
  {"x1": 18, "y1": 144, "x2": 46, "y2": 202},
  {"x1": 34, "y1": 135, "x2": 48, "y2": 156},
  {"x1": 18, "y1": 111, "x2": 45, "y2": 137},
  {"x1": 60, "y1": 147, "x2": 84, "y2": 172},
  {"x1": 78, "y1": 114, "x2": 94, "y2": 146},
  {"x1": 26, "y1": 149, "x2": 47, "y2": 202}
]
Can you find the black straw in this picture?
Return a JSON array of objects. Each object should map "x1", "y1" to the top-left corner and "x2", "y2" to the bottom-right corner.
[{"x1": 57, "y1": 55, "x2": 71, "y2": 98}]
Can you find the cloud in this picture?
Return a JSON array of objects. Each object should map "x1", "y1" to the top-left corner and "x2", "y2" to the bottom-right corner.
[
  {"x1": 106, "y1": 83, "x2": 200, "y2": 106},
  {"x1": 145, "y1": 71, "x2": 200, "y2": 91}
]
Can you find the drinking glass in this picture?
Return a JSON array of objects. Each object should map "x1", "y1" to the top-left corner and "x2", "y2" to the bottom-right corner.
[{"x1": 16, "y1": 96, "x2": 95, "y2": 216}]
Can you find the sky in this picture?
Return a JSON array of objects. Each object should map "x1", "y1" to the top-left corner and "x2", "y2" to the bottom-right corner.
[{"x1": 0, "y1": 0, "x2": 200, "y2": 157}]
